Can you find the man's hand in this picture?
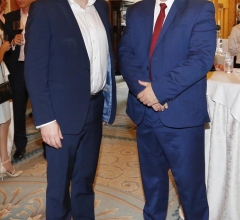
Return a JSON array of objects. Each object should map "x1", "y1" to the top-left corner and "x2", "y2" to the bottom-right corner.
[
  {"x1": 152, "y1": 102, "x2": 168, "y2": 111},
  {"x1": 12, "y1": 34, "x2": 24, "y2": 46},
  {"x1": 137, "y1": 80, "x2": 168, "y2": 111},
  {"x1": 40, "y1": 121, "x2": 63, "y2": 149},
  {"x1": 137, "y1": 80, "x2": 159, "y2": 106}
]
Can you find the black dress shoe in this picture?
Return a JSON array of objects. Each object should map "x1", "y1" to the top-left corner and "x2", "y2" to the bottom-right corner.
[{"x1": 13, "y1": 148, "x2": 26, "y2": 160}]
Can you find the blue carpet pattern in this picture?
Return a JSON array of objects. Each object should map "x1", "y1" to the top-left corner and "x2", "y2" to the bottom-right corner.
[{"x1": 0, "y1": 76, "x2": 182, "y2": 220}]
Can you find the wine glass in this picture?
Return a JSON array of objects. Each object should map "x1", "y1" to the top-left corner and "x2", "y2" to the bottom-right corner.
[
  {"x1": 0, "y1": 34, "x2": 8, "y2": 44},
  {"x1": 13, "y1": 21, "x2": 24, "y2": 34},
  {"x1": 13, "y1": 21, "x2": 24, "y2": 45},
  {"x1": 2, "y1": 34, "x2": 8, "y2": 43}
]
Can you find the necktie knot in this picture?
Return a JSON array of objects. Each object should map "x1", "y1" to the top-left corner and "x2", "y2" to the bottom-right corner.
[{"x1": 160, "y1": 3, "x2": 167, "y2": 11}]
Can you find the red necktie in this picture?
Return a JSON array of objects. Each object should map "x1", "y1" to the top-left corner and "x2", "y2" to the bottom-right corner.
[{"x1": 149, "y1": 3, "x2": 167, "y2": 80}]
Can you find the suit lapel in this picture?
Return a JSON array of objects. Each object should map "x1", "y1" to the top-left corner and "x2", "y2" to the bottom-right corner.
[
  {"x1": 154, "y1": 0, "x2": 186, "y2": 52},
  {"x1": 143, "y1": 0, "x2": 155, "y2": 53},
  {"x1": 10, "y1": 10, "x2": 21, "y2": 22},
  {"x1": 16, "y1": 10, "x2": 21, "y2": 21},
  {"x1": 56, "y1": 0, "x2": 86, "y2": 49}
]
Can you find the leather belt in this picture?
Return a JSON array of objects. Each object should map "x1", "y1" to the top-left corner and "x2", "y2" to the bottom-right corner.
[{"x1": 90, "y1": 91, "x2": 101, "y2": 100}]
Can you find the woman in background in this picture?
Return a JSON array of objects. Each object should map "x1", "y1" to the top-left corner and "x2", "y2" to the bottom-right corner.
[
  {"x1": 228, "y1": 23, "x2": 240, "y2": 68},
  {"x1": 0, "y1": 23, "x2": 22, "y2": 179},
  {"x1": 0, "y1": 0, "x2": 7, "y2": 32}
]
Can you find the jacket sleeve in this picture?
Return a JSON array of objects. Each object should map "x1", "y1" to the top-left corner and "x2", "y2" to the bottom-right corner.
[
  {"x1": 24, "y1": 1, "x2": 56, "y2": 127},
  {"x1": 152, "y1": 2, "x2": 216, "y2": 105},
  {"x1": 118, "y1": 6, "x2": 150, "y2": 97}
]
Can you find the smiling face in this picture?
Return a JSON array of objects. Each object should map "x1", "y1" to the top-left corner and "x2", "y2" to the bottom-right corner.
[{"x1": 15, "y1": 0, "x2": 34, "y2": 10}]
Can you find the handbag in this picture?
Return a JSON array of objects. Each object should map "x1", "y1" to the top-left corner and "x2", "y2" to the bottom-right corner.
[{"x1": 0, "y1": 63, "x2": 12, "y2": 104}]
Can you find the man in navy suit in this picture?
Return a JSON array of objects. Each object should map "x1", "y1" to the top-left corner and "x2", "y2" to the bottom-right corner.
[
  {"x1": 24, "y1": 0, "x2": 116, "y2": 218},
  {"x1": 4, "y1": 0, "x2": 35, "y2": 160},
  {"x1": 119, "y1": 0, "x2": 216, "y2": 219}
]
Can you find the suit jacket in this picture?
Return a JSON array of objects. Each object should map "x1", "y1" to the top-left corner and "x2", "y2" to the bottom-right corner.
[
  {"x1": 3, "y1": 10, "x2": 21, "y2": 74},
  {"x1": 118, "y1": 0, "x2": 216, "y2": 128},
  {"x1": 24, "y1": 0, "x2": 116, "y2": 134}
]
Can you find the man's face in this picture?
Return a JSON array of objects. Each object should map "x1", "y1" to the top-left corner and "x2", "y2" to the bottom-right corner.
[{"x1": 16, "y1": 0, "x2": 34, "y2": 9}]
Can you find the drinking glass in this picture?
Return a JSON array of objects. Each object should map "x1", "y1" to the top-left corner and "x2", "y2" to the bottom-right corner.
[
  {"x1": 13, "y1": 21, "x2": 24, "y2": 45},
  {"x1": 224, "y1": 53, "x2": 234, "y2": 74},
  {"x1": 0, "y1": 34, "x2": 8, "y2": 45},
  {"x1": 3, "y1": 34, "x2": 8, "y2": 43},
  {"x1": 13, "y1": 21, "x2": 24, "y2": 34}
]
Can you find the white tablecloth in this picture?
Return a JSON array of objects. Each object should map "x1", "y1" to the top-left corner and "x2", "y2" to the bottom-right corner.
[{"x1": 205, "y1": 70, "x2": 240, "y2": 220}]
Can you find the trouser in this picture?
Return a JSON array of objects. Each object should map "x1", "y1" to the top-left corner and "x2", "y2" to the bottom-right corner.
[
  {"x1": 9, "y1": 61, "x2": 28, "y2": 150},
  {"x1": 46, "y1": 92, "x2": 104, "y2": 220},
  {"x1": 137, "y1": 107, "x2": 209, "y2": 220}
]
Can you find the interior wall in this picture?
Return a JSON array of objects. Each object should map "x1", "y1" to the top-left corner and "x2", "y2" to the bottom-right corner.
[
  {"x1": 224, "y1": 0, "x2": 236, "y2": 38},
  {"x1": 6, "y1": 0, "x2": 239, "y2": 39},
  {"x1": 5, "y1": 0, "x2": 11, "y2": 13},
  {"x1": 200, "y1": 0, "x2": 238, "y2": 38},
  {"x1": 229, "y1": 0, "x2": 237, "y2": 31}
]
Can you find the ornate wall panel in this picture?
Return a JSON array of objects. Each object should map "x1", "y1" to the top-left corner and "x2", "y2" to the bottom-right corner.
[
  {"x1": 5, "y1": 0, "x2": 10, "y2": 13},
  {"x1": 6, "y1": 0, "x2": 239, "y2": 39},
  {"x1": 211, "y1": 0, "x2": 237, "y2": 38},
  {"x1": 228, "y1": 0, "x2": 237, "y2": 36},
  {"x1": 229, "y1": 0, "x2": 236, "y2": 37}
]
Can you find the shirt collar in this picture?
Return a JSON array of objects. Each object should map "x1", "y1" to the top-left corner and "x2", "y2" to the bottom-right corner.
[
  {"x1": 20, "y1": 9, "x2": 28, "y2": 16},
  {"x1": 68, "y1": 0, "x2": 96, "y2": 8},
  {"x1": 158, "y1": 0, "x2": 174, "y2": 10}
]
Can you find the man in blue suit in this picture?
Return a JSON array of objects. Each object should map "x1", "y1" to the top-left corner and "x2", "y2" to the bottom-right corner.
[
  {"x1": 24, "y1": 0, "x2": 116, "y2": 219},
  {"x1": 119, "y1": 0, "x2": 216, "y2": 219}
]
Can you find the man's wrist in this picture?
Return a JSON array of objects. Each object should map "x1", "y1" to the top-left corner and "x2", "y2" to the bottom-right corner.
[
  {"x1": 11, "y1": 39, "x2": 16, "y2": 50},
  {"x1": 36, "y1": 120, "x2": 56, "y2": 129}
]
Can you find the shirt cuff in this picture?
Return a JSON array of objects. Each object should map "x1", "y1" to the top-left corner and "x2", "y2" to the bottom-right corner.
[
  {"x1": 36, "y1": 120, "x2": 56, "y2": 129},
  {"x1": 11, "y1": 40, "x2": 16, "y2": 51}
]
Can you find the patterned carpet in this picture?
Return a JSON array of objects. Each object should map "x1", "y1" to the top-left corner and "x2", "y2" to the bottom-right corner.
[{"x1": 0, "y1": 76, "x2": 182, "y2": 220}]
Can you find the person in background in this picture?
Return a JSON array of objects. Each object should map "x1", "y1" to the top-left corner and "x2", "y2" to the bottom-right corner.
[
  {"x1": 228, "y1": 23, "x2": 240, "y2": 68},
  {"x1": 3, "y1": 0, "x2": 35, "y2": 160},
  {"x1": 24, "y1": 0, "x2": 116, "y2": 218},
  {"x1": 0, "y1": 0, "x2": 7, "y2": 31},
  {"x1": 0, "y1": 20, "x2": 22, "y2": 179},
  {"x1": 236, "y1": 6, "x2": 240, "y2": 25},
  {"x1": 118, "y1": 0, "x2": 216, "y2": 219}
]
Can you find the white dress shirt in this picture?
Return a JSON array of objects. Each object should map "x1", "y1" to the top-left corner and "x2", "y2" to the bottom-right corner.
[
  {"x1": 18, "y1": 11, "x2": 27, "y2": 61},
  {"x1": 153, "y1": 0, "x2": 174, "y2": 31},
  {"x1": 18, "y1": 10, "x2": 28, "y2": 61},
  {"x1": 69, "y1": 0, "x2": 108, "y2": 93},
  {"x1": 37, "y1": 0, "x2": 109, "y2": 128},
  {"x1": 11, "y1": 10, "x2": 28, "y2": 61},
  {"x1": 12, "y1": 10, "x2": 28, "y2": 61}
]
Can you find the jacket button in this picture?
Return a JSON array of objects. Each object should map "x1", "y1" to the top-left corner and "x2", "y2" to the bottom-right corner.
[{"x1": 146, "y1": 67, "x2": 149, "y2": 70}]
